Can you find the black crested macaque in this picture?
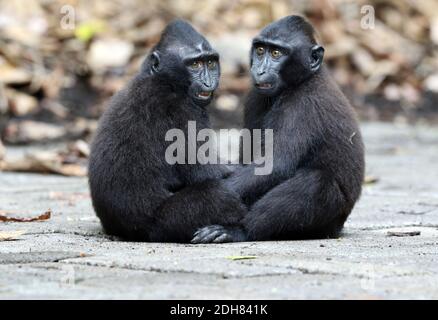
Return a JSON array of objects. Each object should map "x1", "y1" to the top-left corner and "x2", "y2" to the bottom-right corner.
[
  {"x1": 88, "y1": 20, "x2": 246, "y2": 242},
  {"x1": 192, "y1": 16, "x2": 365, "y2": 243}
]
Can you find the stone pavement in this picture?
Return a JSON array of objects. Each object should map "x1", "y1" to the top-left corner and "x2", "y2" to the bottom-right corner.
[{"x1": 0, "y1": 122, "x2": 437, "y2": 299}]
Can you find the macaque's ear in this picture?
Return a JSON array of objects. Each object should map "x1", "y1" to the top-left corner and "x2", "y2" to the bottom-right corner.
[
  {"x1": 150, "y1": 51, "x2": 161, "y2": 74},
  {"x1": 310, "y1": 45, "x2": 324, "y2": 72}
]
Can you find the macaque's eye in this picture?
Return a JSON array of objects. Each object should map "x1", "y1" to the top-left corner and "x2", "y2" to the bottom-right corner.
[
  {"x1": 207, "y1": 60, "x2": 217, "y2": 69},
  {"x1": 256, "y1": 47, "x2": 265, "y2": 56},
  {"x1": 191, "y1": 61, "x2": 203, "y2": 69},
  {"x1": 271, "y1": 49, "x2": 282, "y2": 58}
]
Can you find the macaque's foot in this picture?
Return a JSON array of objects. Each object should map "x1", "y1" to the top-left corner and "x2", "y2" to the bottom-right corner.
[{"x1": 191, "y1": 225, "x2": 247, "y2": 244}]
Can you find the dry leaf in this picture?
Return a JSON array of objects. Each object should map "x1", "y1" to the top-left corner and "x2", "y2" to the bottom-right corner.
[
  {"x1": 0, "y1": 230, "x2": 26, "y2": 241},
  {"x1": 0, "y1": 209, "x2": 51, "y2": 222},
  {"x1": 0, "y1": 151, "x2": 87, "y2": 177},
  {"x1": 69, "y1": 140, "x2": 90, "y2": 158},
  {"x1": 0, "y1": 140, "x2": 5, "y2": 161},
  {"x1": 3, "y1": 120, "x2": 66, "y2": 144},
  {"x1": 87, "y1": 38, "x2": 134, "y2": 72},
  {"x1": 6, "y1": 88, "x2": 39, "y2": 116},
  {"x1": 387, "y1": 230, "x2": 421, "y2": 237},
  {"x1": 364, "y1": 175, "x2": 379, "y2": 185},
  {"x1": 226, "y1": 255, "x2": 257, "y2": 261},
  {"x1": 55, "y1": 164, "x2": 87, "y2": 176},
  {"x1": 0, "y1": 60, "x2": 32, "y2": 85}
]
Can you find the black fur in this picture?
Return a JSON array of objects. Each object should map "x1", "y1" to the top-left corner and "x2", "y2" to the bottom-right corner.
[
  {"x1": 193, "y1": 16, "x2": 365, "y2": 243},
  {"x1": 88, "y1": 20, "x2": 246, "y2": 242}
]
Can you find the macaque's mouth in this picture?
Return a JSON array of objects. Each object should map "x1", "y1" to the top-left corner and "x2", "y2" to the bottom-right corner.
[
  {"x1": 256, "y1": 83, "x2": 273, "y2": 89},
  {"x1": 196, "y1": 91, "x2": 213, "y2": 99}
]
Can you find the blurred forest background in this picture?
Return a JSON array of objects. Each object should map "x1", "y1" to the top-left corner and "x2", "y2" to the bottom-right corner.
[{"x1": 0, "y1": 0, "x2": 437, "y2": 175}]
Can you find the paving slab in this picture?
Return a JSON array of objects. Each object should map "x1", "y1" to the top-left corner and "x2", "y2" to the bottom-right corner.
[{"x1": 0, "y1": 122, "x2": 438, "y2": 299}]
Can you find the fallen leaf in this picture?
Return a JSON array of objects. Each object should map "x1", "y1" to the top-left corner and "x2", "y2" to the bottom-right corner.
[
  {"x1": 0, "y1": 209, "x2": 51, "y2": 222},
  {"x1": 3, "y1": 120, "x2": 66, "y2": 144},
  {"x1": 0, "y1": 85, "x2": 7, "y2": 113},
  {"x1": 75, "y1": 20, "x2": 105, "y2": 42},
  {"x1": 55, "y1": 164, "x2": 87, "y2": 176},
  {"x1": 0, "y1": 60, "x2": 32, "y2": 85},
  {"x1": 0, "y1": 230, "x2": 26, "y2": 241},
  {"x1": 364, "y1": 175, "x2": 379, "y2": 185},
  {"x1": 0, "y1": 140, "x2": 5, "y2": 161},
  {"x1": 226, "y1": 255, "x2": 257, "y2": 261},
  {"x1": 387, "y1": 230, "x2": 421, "y2": 237},
  {"x1": 0, "y1": 151, "x2": 87, "y2": 177},
  {"x1": 424, "y1": 73, "x2": 438, "y2": 93},
  {"x1": 6, "y1": 88, "x2": 39, "y2": 116},
  {"x1": 87, "y1": 38, "x2": 134, "y2": 72},
  {"x1": 69, "y1": 140, "x2": 90, "y2": 158}
]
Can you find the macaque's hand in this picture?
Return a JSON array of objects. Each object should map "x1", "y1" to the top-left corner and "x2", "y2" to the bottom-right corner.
[{"x1": 191, "y1": 225, "x2": 247, "y2": 244}]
